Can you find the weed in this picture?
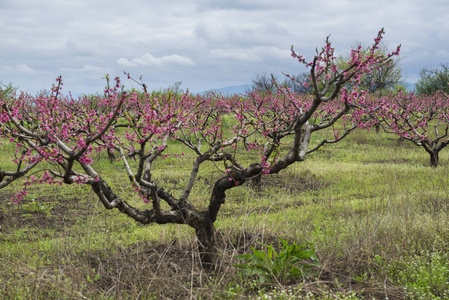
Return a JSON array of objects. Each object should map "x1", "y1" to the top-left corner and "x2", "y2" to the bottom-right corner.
[
  {"x1": 234, "y1": 238, "x2": 319, "y2": 285},
  {"x1": 19, "y1": 199, "x2": 53, "y2": 216},
  {"x1": 1, "y1": 127, "x2": 449, "y2": 298},
  {"x1": 389, "y1": 238, "x2": 449, "y2": 299}
]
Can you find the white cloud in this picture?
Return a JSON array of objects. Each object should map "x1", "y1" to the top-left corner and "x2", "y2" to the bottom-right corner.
[
  {"x1": 117, "y1": 53, "x2": 196, "y2": 68},
  {"x1": 0, "y1": 0, "x2": 448, "y2": 96},
  {"x1": 15, "y1": 64, "x2": 36, "y2": 74},
  {"x1": 60, "y1": 64, "x2": 112, "y2": 74},
  {"x1": 60, "y1": 64, "x2": 108, "y2": 72},
  {"x1": 0, "y1": 64, "x2": 37, "y2": 75}
]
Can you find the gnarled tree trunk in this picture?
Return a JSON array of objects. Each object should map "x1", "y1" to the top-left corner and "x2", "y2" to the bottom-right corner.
[
  {"x1": 193, "y1": 164, "x2": 264, "y2": 270},
  {"x1": 429, "y1": 150, "x2": 439, "y2": 167},
  {"x1": 422, "y1": 143, "x2": 440, "y2": 167},
  {"x1": 194, "y1": 213, "x2": 217, "y2": 271}
]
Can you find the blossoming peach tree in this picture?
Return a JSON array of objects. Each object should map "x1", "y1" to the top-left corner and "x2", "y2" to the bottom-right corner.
[
  {"x1": 371, "y1": 90, "x2": 449, "y2": 167},
  {"x1": 0, "y1": 30, "x2": 399, "y2": 269}
]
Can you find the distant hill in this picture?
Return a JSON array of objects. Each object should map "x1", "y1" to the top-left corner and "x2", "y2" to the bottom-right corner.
[
  {"x1": 200, "y1": 82, "x2": 416, "y2": 96},
  {"x1": 202, "y1": 84, "x2": 251, "y2": 96}
]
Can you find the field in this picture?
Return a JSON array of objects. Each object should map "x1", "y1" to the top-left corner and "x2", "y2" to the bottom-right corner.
[{"x1": 1, "y1": 127, "x2": 449, "y2": 299}]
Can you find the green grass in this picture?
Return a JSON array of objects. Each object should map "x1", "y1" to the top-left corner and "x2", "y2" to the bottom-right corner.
[{"x1": 1, "y1": 127, "x2": 449, "y2": 299}]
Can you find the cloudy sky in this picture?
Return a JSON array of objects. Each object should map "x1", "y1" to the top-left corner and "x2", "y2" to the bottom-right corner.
[{"x1": 1, "y1": 0, "x2": 448, "y2": 96}]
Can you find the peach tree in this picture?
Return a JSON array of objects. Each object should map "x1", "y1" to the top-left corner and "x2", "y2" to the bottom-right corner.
[
  {"x1": 371, "y1": 90, "x2": 449, "y2": 167},
  {"x1": 0, "y1": 30, "x2": 399, "y2": 269}
]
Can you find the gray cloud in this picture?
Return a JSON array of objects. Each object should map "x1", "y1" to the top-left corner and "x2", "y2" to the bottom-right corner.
[
  {"x1": 208, "y1": 46, "x2": 290, "y2": 63},
  {"x1": 117, "y1": 53, "x2": 196, "y2": 67},
  {"x1": 0, "y1": 0, "x2": 448, "y2": 95}
]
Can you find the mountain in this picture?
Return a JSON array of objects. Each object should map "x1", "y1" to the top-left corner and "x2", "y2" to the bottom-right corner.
[
  {"x1": 200, "y1": 82, "x2": 416, "y2": 96},
  {"x1": 201, "y1": 84, "x2": 251, "y2": 96}
]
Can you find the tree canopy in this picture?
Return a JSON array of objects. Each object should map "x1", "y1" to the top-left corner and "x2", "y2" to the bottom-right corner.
[
  {"x1": 335, "y1": 43, "x2": 403, "y2": 94},
  {"x1": 416, "y1": 63, "x2": 449, "y2": 95}
]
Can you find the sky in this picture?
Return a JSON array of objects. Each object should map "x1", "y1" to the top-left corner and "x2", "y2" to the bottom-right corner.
[{"x1": 1, "y1": 0, "x2": 448, "y2": 97}]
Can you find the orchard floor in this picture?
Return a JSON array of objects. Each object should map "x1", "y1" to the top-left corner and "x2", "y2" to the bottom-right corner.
[{"x1": 1, "y1": 129, "x2": 449, "y2": 299}]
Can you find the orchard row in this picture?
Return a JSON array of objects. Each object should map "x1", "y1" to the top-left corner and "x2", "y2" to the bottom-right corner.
[{"x1": 1, "y1": 29, "x2": 446, "y2": 269}]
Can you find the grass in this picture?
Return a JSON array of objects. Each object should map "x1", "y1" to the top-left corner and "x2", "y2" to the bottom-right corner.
[{"x1": 1, "y1": 127, "x2": 449, "y2": 299}]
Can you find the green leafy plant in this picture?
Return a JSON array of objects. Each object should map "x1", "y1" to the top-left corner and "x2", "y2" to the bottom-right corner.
[
  {"x1": 234, "y1": 238, "x2": 320, "y2": 285},
  {"x1": 86, "y1": 269, "x2": 101, "y2": 283},
  {"x1": 20, "y1": 200, "x2": 53, "y2": 216}
]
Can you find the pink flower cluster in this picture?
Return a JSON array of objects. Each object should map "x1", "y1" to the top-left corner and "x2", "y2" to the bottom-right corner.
[{"x1": 0, "y1": 29, "x2": 409, "y2": 204}]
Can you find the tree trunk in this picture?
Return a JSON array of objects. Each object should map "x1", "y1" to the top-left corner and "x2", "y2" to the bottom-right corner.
[
  {"x1": 375, "y1": 123, "x2": 380, "y2": 134},
  {"x1": 195, "y1": 214, "x2": 217, "y2": 271},
  {"x1": 107, "y1": 148, "x2": 116, "y2": 162},
  {"x1": 194, "y1": 164, "x2": 263, "y2": 270},
  {"x1": 430, "y1": 150, "x2": 439, "y2": 167},
  {"x1": 423, "y1": 143, "x2": 440, "y2": 168}
]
